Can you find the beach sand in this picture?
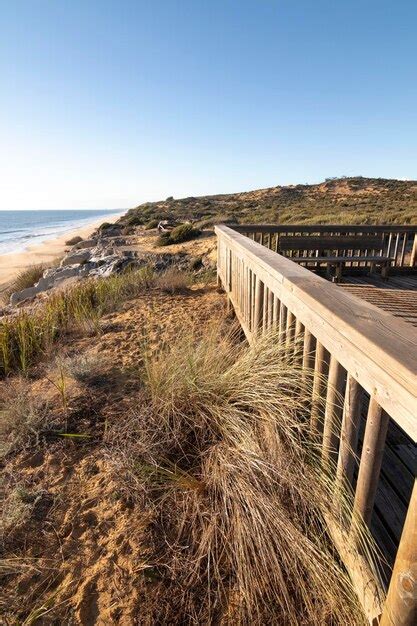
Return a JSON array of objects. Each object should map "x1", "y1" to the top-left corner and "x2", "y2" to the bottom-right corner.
[{"x1": 0, "y1": 212, "x2": 124, "y2": 292}]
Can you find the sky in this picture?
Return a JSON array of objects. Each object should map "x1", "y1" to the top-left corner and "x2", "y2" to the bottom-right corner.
[{"x1": 1, "y1": 0, "x2": 417, "y2": 210}]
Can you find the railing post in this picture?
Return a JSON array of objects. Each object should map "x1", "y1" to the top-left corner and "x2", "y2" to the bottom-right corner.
[
  {"x1": 322, "y1": 357, "x2": 345, "y2": 467},
  {"x1": 336, "y1": 375, "x2": 363, "y2": 489},
  {"x1": 311, "y1": 341, "x2": 329, "y2": 433},
  {"x1": 253, "y1": 276, "x2": 264, "y2": 334},
  {"x1": 411, "y1": 234, "x2": 417, "y2": 267},
  {"x1": 380, "y1": 479, "x2": 417, "y2": 626},
  {"x1": 352, "y1": 398, "x2": 390, "y2": 528},
  {"x1": 302, "y1": 329, "x2": 316, "y2": 372},
  {"x1": 285, "y1": 310, "x2": 295, "y2": 358}
]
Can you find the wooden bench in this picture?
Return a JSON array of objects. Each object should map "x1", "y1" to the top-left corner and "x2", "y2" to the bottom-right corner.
[{"x1": 279, "y1": 235, "x2": 393, "y2": 281}]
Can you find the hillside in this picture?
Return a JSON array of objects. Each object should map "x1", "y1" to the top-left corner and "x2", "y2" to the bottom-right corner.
[{"x1": 120, "y1": 176, "x2": 417, "y2": 228}]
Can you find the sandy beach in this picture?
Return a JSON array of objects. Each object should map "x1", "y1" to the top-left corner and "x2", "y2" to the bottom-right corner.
[{"x1": 0, "y1": 211, "x2": 124, "y2": 291}]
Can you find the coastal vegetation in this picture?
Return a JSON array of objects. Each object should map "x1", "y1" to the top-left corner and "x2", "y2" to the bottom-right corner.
[
  {"x1": 3, "y1": 264, "x2": 46, "y2": 301},
  {"x1": 119, "y1": 176, "x2": 417, "y2": 229},
  {"x1": 0, "y1": 266, "x2": 155, "y2": 376},
  {"x1": 0, "y1": 277, "x2": 372, "y2": 622},
  {"x1": 157, "y1": 222, "x2": 202, "y2": 246}
]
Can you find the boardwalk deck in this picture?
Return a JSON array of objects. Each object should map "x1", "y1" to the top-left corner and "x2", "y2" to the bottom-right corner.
[{"x1": 339, "y1": 275, "x2": 417, "y2": 327}]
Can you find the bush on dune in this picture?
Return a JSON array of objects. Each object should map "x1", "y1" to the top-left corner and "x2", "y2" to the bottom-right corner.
[
  {"x1": 65, "y1": 236, "x2": 83, "y2": 246},
  {"x1": 107, "y1": 324, "x2": 377, "y2": 625},
  {"x1": 144, "y1": 219, "x2": 160, "y2": 230},
  {"x1": 157, "y1": 223, "x2": 201, "y2": 246}
]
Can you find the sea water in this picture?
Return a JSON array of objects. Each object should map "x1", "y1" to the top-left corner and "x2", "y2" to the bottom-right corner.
[{"x1": 0, "y1": 209, "x2": 124, "y2": 255}]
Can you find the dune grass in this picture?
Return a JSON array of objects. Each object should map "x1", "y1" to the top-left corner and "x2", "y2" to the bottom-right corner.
[
  {"x1": 0, "y1": 266, "x2": 155, "y2": 376},
  {"x1": 154, "y1": 267, "x2": 192, "y2": 294},
  {"x1": 0, "y1": 378, "x2": 50, "y2": 458},
  {"x1": 107, "y1": 322, "x2": 379, "y2": 625},
  {"x1": 3, "y1": 264, "x2": 46, "y2": 300}
]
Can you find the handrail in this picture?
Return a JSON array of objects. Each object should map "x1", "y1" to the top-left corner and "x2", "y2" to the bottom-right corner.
[
  {"x1": 234, "y1": 224, "x2": 417, "y2": 233},
  {"x1": 215, "y1": 224, "x2": 417, "y2": 625},
  {"x1": 231, "y1": 223, "x2": 417, "y2": 268},
  {"x1": 216, "y1": 225, "x2": 416, "y2": 440}
]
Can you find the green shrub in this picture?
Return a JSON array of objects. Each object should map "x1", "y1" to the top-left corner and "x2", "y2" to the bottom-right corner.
[
  {"x1": 196, "y1": 214, "x2": 238, "y2": 229},
  {"x1": 145, "y1": 219, "x2": 160, "y2": 230},
  {"x1": 97, "y1": 222, "x2": 115, "y2": 234},
  {"x1": 124, "y1": 213, "x2": 144, "y2": 227},
  {"x1": 157, "y1": 223, "x2": 201, "y2": 246}
]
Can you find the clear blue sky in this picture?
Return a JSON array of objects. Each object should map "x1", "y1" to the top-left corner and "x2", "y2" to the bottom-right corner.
[{"x1": 1, "y1": 0, "x2": 416, "y2": 210}]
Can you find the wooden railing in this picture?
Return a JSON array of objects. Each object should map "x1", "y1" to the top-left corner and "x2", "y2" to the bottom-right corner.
[
  {"x1": 233, "y1": 224, "x2": 417, "y2": 268},
  {"x1": 215, "y1": 224, "x2": 417, "y2": 626}
]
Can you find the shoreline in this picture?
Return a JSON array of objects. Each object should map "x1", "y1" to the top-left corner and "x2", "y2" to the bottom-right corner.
[{"x1": 0, "y1": 211, "x2": 125, "y2": 292}]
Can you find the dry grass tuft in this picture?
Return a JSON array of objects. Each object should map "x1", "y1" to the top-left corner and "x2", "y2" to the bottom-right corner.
[
  {"x1": 106, "y1": 322, "x2": 375, "y2": 625},
  {"x1": 154, "y1": 267, "x2": 192, "y2": 294},
  {"x1": 3, "y1": 265, "x2": 45, "y2": 300},
  {"x1": 65, "y1": 235, "x2": 83, "y2": 246},
  {"x1": 59, "y1": 352, "x2": 113, "y2": 389},
  {"x1": 0, "y1": 379, "x2": 50, "y2": 459}
]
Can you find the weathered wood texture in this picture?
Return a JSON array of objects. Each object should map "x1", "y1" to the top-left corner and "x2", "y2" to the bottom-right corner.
[
  {"x1": 380, "y1": 479, "x2": 417, "y2": 626},
  {"x1": 233, "y1": 224, "x2": 417, "y2": 269},
  {"x1": 339, "y1": 275, "x2": 417, "y2": 327},
  {"x1": 216, "y1": 224, "x2": 417, "y2": 624},
  {"x1": 279, "y1": 234, "x2": 383, "y2": 251}
]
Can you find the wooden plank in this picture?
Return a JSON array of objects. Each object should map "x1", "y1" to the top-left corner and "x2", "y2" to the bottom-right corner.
[
  {"x1": 279, "y1": 235, "x2": 383, "y2": 251},
  {"x1": 234, "y1": 224, "x2": 417, "y2": 234},
  {"x1": 325, "y1": 514, "x2": 385, "y2": 623},
  {"x1": 291, "y1": 255, "x2": 392, "y2": 263},
  {"x1": 285, "y1": 310, "x2": 295, "y2": 358},
  {"x1": 215, "y1": 226, "x2": 417, "y2": 441},
  {"x1": 293, "y1": 318, "x2": 304, "y2": 364},
  {"x1": 253, "y1": 277, "x2": 264, "y2": 333},
  {"x1": 411, "y1": 234, "x2": 417, "y2": 267},
  {"x1": 302, "y1": 329, "x2": 316, "y2": 372}
]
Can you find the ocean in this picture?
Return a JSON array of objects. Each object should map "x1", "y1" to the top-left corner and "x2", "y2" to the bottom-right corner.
[{"x1": 0, "y1": 209, "x2": 124, "y2": 255}]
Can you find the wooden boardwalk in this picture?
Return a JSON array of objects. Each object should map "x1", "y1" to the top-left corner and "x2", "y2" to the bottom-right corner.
[
  {"x1": 336, "y1": 277, "x2": 417, "y2": 580},
  {"x1": 339, "y1": 275, "x2": 417, "y2": 327},
  {"x1": 216, "y1": 223, "x2": 417, "y2": 626}
]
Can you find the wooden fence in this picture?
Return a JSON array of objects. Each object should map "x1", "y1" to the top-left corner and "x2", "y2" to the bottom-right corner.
[
  {"x1": 233, "y1": 224, "x2": 417, "y2": 269},
  {"x1": 215, "y1": 224, "x2": 417, "y2": 626}
]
